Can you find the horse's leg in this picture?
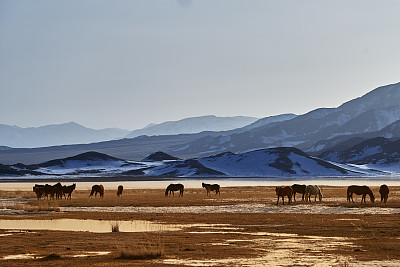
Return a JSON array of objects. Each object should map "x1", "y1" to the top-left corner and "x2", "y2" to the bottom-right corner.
[
  {"x1": 277, "y1": 195, "x2": 279, "y2": 205},
  {"x1": 293, "y1": 192, "x2": 296, "y2": 202}
]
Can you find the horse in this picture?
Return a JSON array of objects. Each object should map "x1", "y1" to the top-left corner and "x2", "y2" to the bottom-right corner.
[
  {"x1": 305, "y1": 185, "x2": 323, "y2": 202},
  {"x1": 89, "y1": 184, "x2": 104, "y2": 198},
  {"x1": 165, "y1": 183, "x2": 184, "y2": 197},
  {"x1": 291, "y1": 184, "x2": 306, "y2": 201},
  {"x1": 202, "y1": 183, "x2": 220, "y2": 196},
  {"x1": 117, "y1": 185, "x2": 124, "y2": 197},
  {"x1": 379, "y1": 184, "x2": 389, "y2": 203},
  {"x1": 33, "y1": 184, "x2": 45, "y2": 200},
  {"x1": 53, "y1": 182, "x2": 63, "y2": 200},
  {"x1": 62, "y1": 183, "x2": 76, "y2": 199},
  {"x1": 276, "y1": 186, "x2": 293, "y2": 205},
  {"x1": 347, "y1": 185, "x2": 374, "y2": 203}
]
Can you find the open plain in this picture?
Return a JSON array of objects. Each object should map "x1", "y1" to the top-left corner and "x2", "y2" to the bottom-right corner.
[{"x1": 0, "y1": 184, "x2": 399, "y2": 266}]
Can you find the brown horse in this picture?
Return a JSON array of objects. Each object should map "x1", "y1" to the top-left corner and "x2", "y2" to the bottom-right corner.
[
  {"x1": 276, "y1": 186, "x2": 293, "y2": 205},
  {"x1": 291, "y1": 184, "x2": 306, "y2": 201},
  {"x1": 63, "y1": 183, "x2": 76, "y2": 199},
  {"x1": 117, "y1": 185, "x2": 124, "y2": 197},
  {"x1": 202, "y1": 183, "x2": 220, "y2": 196},
  {"x1": 33, "y1": 184, "x2": 45, "y2": 200},
  {"x1": 89, "y1": 184, "x2": 104, "y2": 198},
  {"x1": 165, "y1": 183, "x2": 184, "y2": 197},
  {"x1": 379, "y1": 184, "x2": 389, "y2": 203},
  {"x1": 347, "y1": 185, "x2": 374, "y2": 203}
]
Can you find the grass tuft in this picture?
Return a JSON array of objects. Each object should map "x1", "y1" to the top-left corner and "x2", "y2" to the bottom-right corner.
[{"x1": 117, "y1": 239, "x2": 163, "y2": 260}]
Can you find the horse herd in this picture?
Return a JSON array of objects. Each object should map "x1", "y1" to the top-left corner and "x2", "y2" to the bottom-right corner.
[
  {"x1": 33, "y1": 182, "x2": 76, "y2": 200},
  {"x1": 33, "y1": 182, "x2": 390, "y2": 205},
  {"x1": 276, "y1": 184, "x2": 390, "y2": 205}
]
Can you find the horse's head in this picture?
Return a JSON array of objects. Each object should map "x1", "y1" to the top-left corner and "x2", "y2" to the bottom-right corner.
[
  {"x1": 202, "y1": 183, "x2": 205, "y2": 188},
  {"x1": 275, "y1": 187, "x2": 281, "y2": 195},
  {"x1": 319, "y1": 193, "x2": 323, "y2": 202},
  {"x1": 370, "y1": 193, "x2": 375, "y2": 203}
]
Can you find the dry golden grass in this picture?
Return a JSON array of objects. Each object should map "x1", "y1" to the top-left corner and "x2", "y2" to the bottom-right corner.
[
  {"x1": 117, "y1": 238, "x2": 163, "y2": 260},
  {"x1": 5, "y1": 202, "x2": 60, "y2": 212}
]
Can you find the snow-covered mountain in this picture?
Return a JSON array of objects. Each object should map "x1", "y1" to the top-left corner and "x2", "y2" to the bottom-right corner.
[
  {"x1": 319, "y1": 137, "x2": 400, "y2": 165},
  {"x1": 0, "y1": 122, "x2": 130, "y2": 148},
  {"x1": 1, "y1": 82, "x2": 400, "y2": 164},
  {"x1": 125, "y1": 115, "x2": 259, "y2": 138},
  {"x1": 2, "y1": 148, "x2": 393, "y2": 178},
  {"x1": 168, "y1": 82, "x2": 400, "y2": 157}
]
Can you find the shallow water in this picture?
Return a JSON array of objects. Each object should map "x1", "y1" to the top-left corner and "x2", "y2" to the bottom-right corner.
[{"x1": 0, "y1": 218, "x2": 181, "y2": 233}]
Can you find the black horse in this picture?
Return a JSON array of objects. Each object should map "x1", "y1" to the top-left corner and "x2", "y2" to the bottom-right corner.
[
  {"x1": 165, "y1": 184, "x2": 184, "y2": 197},
  {"x1": 291, "y1": 184, "x2": 306, "y2": 201}
]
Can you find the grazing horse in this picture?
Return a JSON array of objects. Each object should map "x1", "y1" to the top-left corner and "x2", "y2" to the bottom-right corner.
[
  {"x1": 165, "y1": 183, "x2": 184, "y2": 197},
  {"x1": 89, "y1": 184, "x2": 104, "y2": 198},
  {"x1": 291, "y1": 184, "x2": 306, "y2": 201},
  {"x1": 347, "y1": 185, "x2": 374, "y2": 203},
  {"x1": 202, "y1": 183, "x2": 220, "y2": 196},
  {"x1": 117, "y1": 185, "x2": 124, "y2": 197},
  {"x1": 305, "y1": 185, "x2": 323, "y2": 202},
  {"x1": 276, "y1": 186, "x2": 292, "y2": 205},
  {"x1": 379, "y1": 184, "x2": 389, "y2": 203},
  {"x1": 63, "y1": 183, "x2": 76, "y2": 199}
]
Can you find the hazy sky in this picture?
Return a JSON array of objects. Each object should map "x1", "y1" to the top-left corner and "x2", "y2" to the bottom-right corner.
[{"x1": 1, "y1": 0, "x2": 400, "y2": 130}]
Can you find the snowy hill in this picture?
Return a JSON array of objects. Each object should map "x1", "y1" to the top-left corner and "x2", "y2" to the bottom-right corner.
[
  {"x1": 11, "y1": 151, "x2": 145, "y2": 176},
  {"x1": 0, "y1": 122, "x2": 130, "y2": 148},
  {"x1": 142, "y1": 151, "x2": 181, "y2": 162},
  {"x1": 1, "y1": 147, "x2": 397, "y2": 178},
  {"x1": 319, "y1": 137, "x2": 400, "y2": 165},
  {"x1": 125, "y1": 115, "x2": 259, "y2": 138}
]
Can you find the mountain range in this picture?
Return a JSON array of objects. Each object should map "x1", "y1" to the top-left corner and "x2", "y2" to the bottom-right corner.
[
  {"x1": 1, "y1": 148, "x2": 391, "y2": 178},
  {"x1": 0, "y1": 81, "x2": 400, "y2": 178}
]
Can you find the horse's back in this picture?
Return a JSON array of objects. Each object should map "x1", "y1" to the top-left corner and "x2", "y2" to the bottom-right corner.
[{"x1": 379, "y1": 184, "x2": 389, "y2": 195}]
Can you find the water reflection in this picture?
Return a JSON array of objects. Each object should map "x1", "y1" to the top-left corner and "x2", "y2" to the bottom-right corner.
[{"x1": 0, "y1": 219, "x2": 181, "y2": 233}]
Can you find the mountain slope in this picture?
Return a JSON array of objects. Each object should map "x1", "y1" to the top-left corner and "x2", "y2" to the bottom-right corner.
[
  {"x1": 319, "y1": 137, "x2": 400, "y2": 165},
  {"x1": 126, "y1": 115, "x2": 259, "y2": 138}
]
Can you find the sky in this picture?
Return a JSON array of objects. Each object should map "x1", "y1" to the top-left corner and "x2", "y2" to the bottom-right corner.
[{"x1": 1, "y1": 0, "x2": 400, "y2": 130}]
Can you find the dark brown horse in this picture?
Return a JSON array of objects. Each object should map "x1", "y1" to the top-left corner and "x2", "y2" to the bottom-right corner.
[
  {"x1": 276, "y1": 186, "x2": 293, "y2": 205},
  {"x1": 33, "y1": 184, "x2": 45, "y2": 199},
  {"x1": 63, "y1": 183, "x2": 76, "y2": 199},
  {"x1": 89, "y1": 184, "x2": 104, "y2": 198},
  {"x1": 379, "y1": 184, "x2": 389, "y2": 203},
  {"x1": 347, "y1": 185, "x2": 374, "y2": 203},
  {"x1": 202, "y1": 183, "x2": 220, "y2": 196},
  {"x1": 117, "y1": 185, "x2": 124, "y2": 197},
  {"x1": 165, "y1": 183, "x2": 184, "y2": 197},
  {"x1": 291, "y1": 184, "x2": 306, "y2": 201}
]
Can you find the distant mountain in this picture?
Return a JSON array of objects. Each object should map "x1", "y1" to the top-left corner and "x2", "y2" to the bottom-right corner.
[
  {"x1": 319, "y1": 137, "x2": 400, "y2": 165},
  {"x1": 303, "y1": 119, "x2": 400, "y2": 154},
  {"x1": 3, "y1": 147, "x2": 391, "y2": 178},
  {"x1": 1, "y1": 82, "x2": 400, "y2": 164},
  {"x1": 242, "y1": 113, "x2": 297, "y2": 129},
  {"x1": 125, "y1": 115, "x2": 259, "y2": 138},
  {"x1": 0, "y1": 122, "x2": 130, "y2": 148},
  {"x1": 166, "y1": 82, "x2": 400, "y2": 157}
]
